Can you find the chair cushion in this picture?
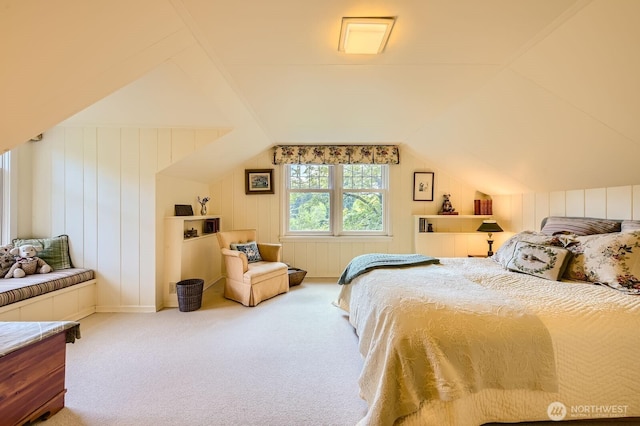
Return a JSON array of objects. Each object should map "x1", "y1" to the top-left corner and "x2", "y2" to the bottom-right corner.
[{"x1": 244, "y1": 261, "x2": 287, "y2": 284}]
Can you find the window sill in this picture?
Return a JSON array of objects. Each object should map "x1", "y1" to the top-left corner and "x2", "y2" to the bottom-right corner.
[{"x1": 280, "y1": 235, "x2": 393, "y2": 244}]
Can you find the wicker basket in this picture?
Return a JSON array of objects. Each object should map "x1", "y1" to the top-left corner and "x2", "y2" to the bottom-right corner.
[
  {"x1": 287, "y1": 268, "x2": 307, "y2": 287},
  {"x1": 176, "y1": 278, "x2": 204, "y2": 312}
]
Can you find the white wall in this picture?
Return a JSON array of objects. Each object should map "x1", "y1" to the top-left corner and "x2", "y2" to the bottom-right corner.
[
  {"x1": 27, "y1": 126, "x2": 222, "y2": 312},
  {"x1": 25, "y1": 128, "x2": 640, "y2": 304},
  {"x1": 495, "y1": 185, "x2": 640, "y2": 233},
  {"x1": 209, "y1": 145, "x2": 640, "y2": 278},
  {"x1": 209, "y1": 145, "x2": 491, "y2": 277}
]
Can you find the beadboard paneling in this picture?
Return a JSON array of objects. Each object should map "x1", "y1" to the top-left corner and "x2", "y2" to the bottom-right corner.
[
  {"x1": 512, "y1": 184, "x2": 640, "y2": 232},
  {"x1": 607, "y1": 186, "x2": 632, "y2": 220},
  {"x1": 585, "y1": 188, "x2": 607, "y2": 218},
  {"x1": 82, "y1": 128, "x2": 98, "y2": 272},
  {"x1": 120, "y1": 128, "x2": 141, "y2": 307},
  {"x1": 26, "y1": 126, "x2": 223, "y2": 312},
  {"x1": 211, "y1": 146, "x2": 496, "y2": 276},
  {"x1": 96, "y1": 127, "x2": 122, "y2": 310},
  {"x1": 565, "y1": 190, "x2": 585, "y2": 217}
]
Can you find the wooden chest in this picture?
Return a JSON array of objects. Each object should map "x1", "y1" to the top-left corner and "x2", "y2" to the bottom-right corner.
[{"x1": 0, "y1": 332, "x2": 67, "y2": 425}]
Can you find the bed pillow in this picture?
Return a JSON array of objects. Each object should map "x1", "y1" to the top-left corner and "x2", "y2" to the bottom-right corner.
[
  {"x1": 577, "y1": 231, "x2": 640, "y2": 294},
  {"x1": 506, "y1": 242, "x2": 572, "y2": 281},
  {"x1": 540, "y1": 216, "x2": 621, "y2": 236},
  {"x1": 622, "y1": 220, "x2": 640, "y2": 232},
  {"x1": 230, "y1": 241, "x2": 263, "y2": 263},
  {"x1": 12, "y1": 234, "x2": 73, "y2": 270},
  {"x1": 492, "y1": 231, "x2": 563, "y2": 268}
]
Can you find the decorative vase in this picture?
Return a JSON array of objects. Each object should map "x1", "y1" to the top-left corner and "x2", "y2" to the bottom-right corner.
[{"x1": 200, "y1": 205, "x2": 207, "y2": 216}]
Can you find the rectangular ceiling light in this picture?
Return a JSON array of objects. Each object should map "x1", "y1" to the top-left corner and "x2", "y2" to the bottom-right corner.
[{"x1": 339, "y1": 17, "x2": 396, "y2": 54}]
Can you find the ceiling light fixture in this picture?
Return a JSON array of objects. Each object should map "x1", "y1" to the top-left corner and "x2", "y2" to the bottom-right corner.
[{"x1": 338, "y1": 17, "x2": 396, "y2": 55}]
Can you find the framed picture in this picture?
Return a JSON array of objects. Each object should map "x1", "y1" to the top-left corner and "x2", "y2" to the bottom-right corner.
[
  {"x1": 413, "y1": 172, "x2": 434, "y2": 201},
  {"x1": 245, "y1": 169, "x2": 274, "y2": 194},
  {"x1": 174, "y1": 204, "x2": 194, "y2": 216}
]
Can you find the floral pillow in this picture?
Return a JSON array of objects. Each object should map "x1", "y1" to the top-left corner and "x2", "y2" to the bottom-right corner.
[
  {"x1": 493, "y1": 231, "x2": 564, "y2": 268},
  {"x1": 230, "y1": 241, "x2": 263, "y2": 263},
  {"x1": 506, "y1": 242, "x2": 572, "y2": 281},
  {"x1": 563, "y1": 231, "x2": 640, "y2": 294}
]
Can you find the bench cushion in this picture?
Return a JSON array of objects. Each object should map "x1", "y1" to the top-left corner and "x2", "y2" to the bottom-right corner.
[{"x1": 0, "y1": 269, "x2": 94, "y2": 307}]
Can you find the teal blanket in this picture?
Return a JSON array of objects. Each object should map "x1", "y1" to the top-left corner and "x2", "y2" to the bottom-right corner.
[{"x1": 338, "y1": 253, "x2": 440, "y2": 284}]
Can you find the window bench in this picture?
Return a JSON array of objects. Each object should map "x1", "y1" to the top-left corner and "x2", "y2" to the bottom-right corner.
[{"x1": 0, "y1": 269, "x2": 96, "y2": 321}]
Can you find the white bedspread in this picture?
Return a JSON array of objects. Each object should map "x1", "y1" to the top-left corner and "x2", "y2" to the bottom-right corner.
[{"x1": 336, "y1": 257, "x2": 640, "y2": 426}]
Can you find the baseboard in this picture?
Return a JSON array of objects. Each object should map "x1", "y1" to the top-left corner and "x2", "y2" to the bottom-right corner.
[{"x1": 95, "y1": 305, "x2": 158, "y2": 313}]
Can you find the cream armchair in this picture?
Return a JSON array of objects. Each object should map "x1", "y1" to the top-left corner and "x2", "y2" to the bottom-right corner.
[{"x1": 216, "y1": 229, "x2": 289, "y2": 306}]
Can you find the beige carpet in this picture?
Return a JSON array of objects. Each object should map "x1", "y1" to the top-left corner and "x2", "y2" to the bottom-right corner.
[{"x1": 40, "y1": 279, "x2": 368, "y2": 426}]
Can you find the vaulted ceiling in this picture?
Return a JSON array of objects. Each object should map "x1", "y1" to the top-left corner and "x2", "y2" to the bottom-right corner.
[{"x1": 2, "y1": 0, "x2": 639, "y2": 195}]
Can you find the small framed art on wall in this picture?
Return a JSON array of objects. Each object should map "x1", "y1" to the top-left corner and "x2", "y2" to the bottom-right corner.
[
  {"x1": 413, "y1": 172, "x2": 434, "y2": 201},
  {"x1": 245, "y1": 169, "x2": 274, "y2": 194}
]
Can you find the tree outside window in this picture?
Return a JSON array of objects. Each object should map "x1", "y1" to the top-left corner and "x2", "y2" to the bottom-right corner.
[{"x1": 285, "y1": 164, "x2": 388, "y2": 235}]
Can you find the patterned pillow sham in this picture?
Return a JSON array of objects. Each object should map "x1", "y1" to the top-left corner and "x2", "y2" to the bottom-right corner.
[
  {"x1": 506, "y1": 242, "x2": 571, "y2": 281},
  {"x1": 230, "y1": 241, "x2": 263, "y2": 263},
  {"x1": 622, "y1": 220, "x2": 640, "y2": 232},
  {"x1": 12, "y1": 234, "x2": 73, "y2": 270},
  {"x1": 492, "y1": 231, "x2": 563, "y2": 268},
  {"x1": 562, "y1": 231, "x2": 640, "y2": 294},
  {"x1": 540, "y1": 216, "x2": 621, "y2": 236}
]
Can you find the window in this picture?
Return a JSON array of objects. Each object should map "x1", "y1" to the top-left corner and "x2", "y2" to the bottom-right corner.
[
  {"x1": 0, "y1": 150, "x2": 16, "y2": 245},
  {"x1": 284, "y1": 164, "x2": 388, "y2": 236}
]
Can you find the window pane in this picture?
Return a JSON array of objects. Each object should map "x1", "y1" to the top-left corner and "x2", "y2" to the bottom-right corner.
[
  {"x1": 289, "y1": 164, "x2": 330, "y2": 189},
  {"x1": 343, "y1": 165, "x2": 382, "y2": 189},
  {"x1": 289, "y1": 192, "x2": 330, "y2": 231},
  {"x1": 343, "y1": 192, "x2": 383, "y2": 231}
]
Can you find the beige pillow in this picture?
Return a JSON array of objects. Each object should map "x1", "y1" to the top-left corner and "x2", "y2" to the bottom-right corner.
[
  {"x1": 493, "y1": 231, "x2": 564, "y2": 268},
  {"x1": 622, "y1": 220, "x2": 640, "y2": 232},
  {"x1": 564, "y1": 231, "x2": 640, "y2": 294},
  {"x1": 506, "y1": 242, "x2": 571, "y2": 281}
]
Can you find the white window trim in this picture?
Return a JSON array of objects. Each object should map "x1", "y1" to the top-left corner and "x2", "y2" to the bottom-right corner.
[
  {"x1": 1, "y1": 151, "x2": 18, "y2": 245},
  {"x1": 280, "y1": 164, "x2": 391, "y2": 239}
]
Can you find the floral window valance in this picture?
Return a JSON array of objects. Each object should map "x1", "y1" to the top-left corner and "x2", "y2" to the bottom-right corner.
[{"x1": 272, "y1": 145, "x2": 400, "y2": 165}]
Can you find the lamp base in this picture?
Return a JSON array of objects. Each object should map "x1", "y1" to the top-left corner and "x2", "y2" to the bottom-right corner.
[{"x1": 486, "y1": 239, "x2": 494, "y2": 257}]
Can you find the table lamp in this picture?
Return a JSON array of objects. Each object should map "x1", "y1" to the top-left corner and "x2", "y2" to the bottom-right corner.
[{"x1": 477, "y1": 220, "x2": 503, "y2": 257}]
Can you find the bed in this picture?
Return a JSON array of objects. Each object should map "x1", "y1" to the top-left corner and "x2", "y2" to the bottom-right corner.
[{"x1": 336, "y1": 217, "x2": 640, "y2": 425}]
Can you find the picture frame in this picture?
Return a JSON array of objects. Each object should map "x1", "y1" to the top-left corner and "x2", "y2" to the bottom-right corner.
[
  {"x1": 174, "y1": 204, "x2": 194, "y2": 216},
  {"x1": 245, "y1": 169, "x2": 274, "y2": 194},
  {"x1": 413, "y1": 172, "x2": 434, "y2": 201}
]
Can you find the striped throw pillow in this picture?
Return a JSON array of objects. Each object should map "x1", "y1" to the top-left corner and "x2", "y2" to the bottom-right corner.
[
  {"x1": 622, "y1": 220, "x2": 640, "y2": 232},
  {"x1": 540, "y1": 217, "x2": 621, "y2": 236}
]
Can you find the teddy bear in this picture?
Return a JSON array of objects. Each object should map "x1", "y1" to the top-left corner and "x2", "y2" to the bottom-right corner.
[
  {"x1": 0, "y1": 244, "x2": 15, "y2": 278},
  {"x1": 5, "y1": 244, "x2": 52, "y2": 278}
]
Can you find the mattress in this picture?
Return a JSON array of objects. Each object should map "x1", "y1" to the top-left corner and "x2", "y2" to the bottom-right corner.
[{"x1": 337, "y1": 257, "x2": 640, "y2": 425}]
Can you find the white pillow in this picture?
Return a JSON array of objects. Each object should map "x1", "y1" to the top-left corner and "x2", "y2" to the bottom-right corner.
[
  {"x1": 507, "y1": 242, "x2": 571, "y2": 281},
  {"x1": 493, "y1": 231, "x2": 563, "y2": 268}
]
